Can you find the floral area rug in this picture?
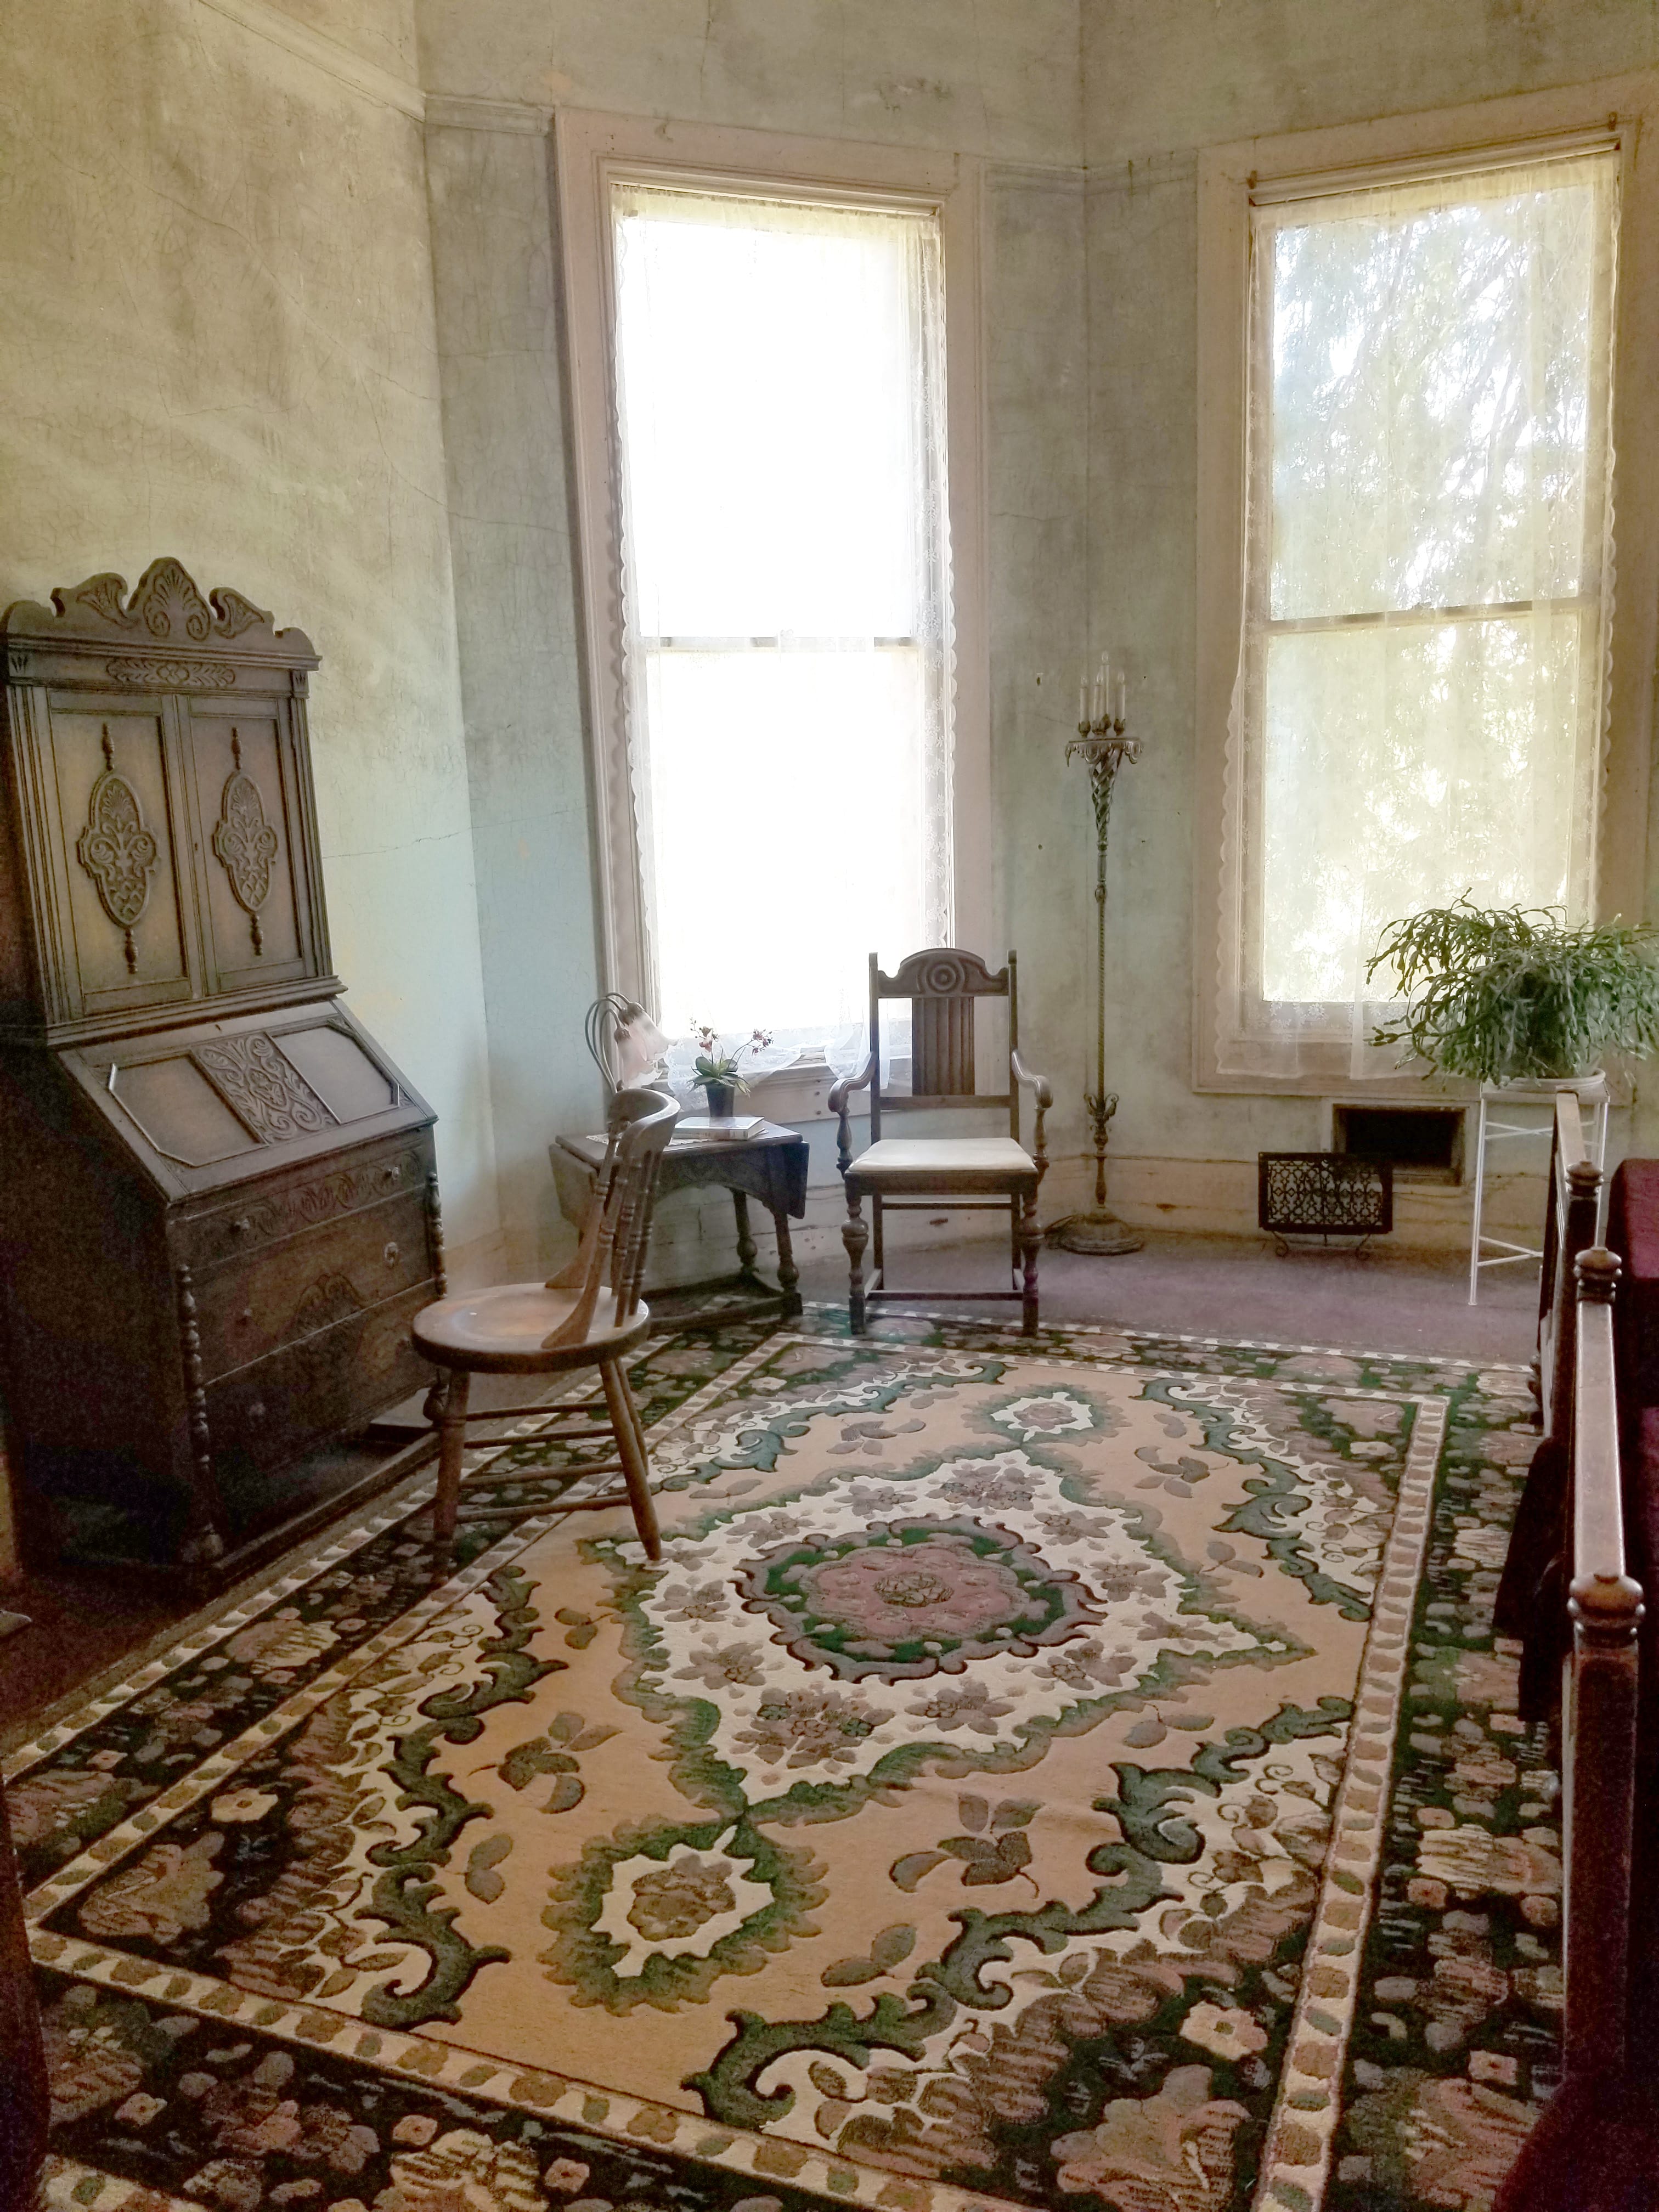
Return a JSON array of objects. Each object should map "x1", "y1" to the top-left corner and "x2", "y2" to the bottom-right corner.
[{"x1": 4, "y1": 1310, "x2": 1556, "y2": 2212}]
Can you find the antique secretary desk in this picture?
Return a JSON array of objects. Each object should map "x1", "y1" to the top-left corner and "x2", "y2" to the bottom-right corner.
[{"x1": 0, "y1": 560, "x2": 443, "y2": 1576}]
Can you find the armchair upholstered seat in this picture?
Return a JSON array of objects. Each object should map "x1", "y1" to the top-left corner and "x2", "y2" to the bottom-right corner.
[
  {"x1": 830, "y1": 950, "x2": 1051, "y2": 1334},
  {"x1": 844, "y1": 1137, "x2": 1037, "y2": 1187}
]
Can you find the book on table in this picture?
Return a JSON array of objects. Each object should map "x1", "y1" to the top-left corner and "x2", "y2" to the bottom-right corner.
[{"x1": 674, "y1": 1115, "x2": 766, "y2": 1143}]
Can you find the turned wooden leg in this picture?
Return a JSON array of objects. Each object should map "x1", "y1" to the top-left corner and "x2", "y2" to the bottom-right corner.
[
  {"x1": 773, "y1": 1207, "x2": 800, "y2": 1313},
  {"x1": 1020, "y1": 1194, "x2": 1041, "y2": 1336},
  {"x1": 601, "y1": 1357, "x2": 662, "y2": 1561},
  {"x1": 842, "y1": 1187, "x2": 870, "y2": 1334},
  {"x1": 430, "y1": 1368, "x2": 471, "y2": 1552},
  {"x1": 732, "y1": 1190, "x2": 759, "y2": 1276}
]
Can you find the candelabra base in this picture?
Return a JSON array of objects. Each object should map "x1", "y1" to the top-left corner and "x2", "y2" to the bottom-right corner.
[{"x1": 1046, "y1": 1209, "x2": 1144, "y2": 1257}]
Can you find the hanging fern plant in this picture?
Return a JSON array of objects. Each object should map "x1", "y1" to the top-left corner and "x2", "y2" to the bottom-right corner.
[{"x1": 1367, "y1": 900, "x2": 1659, "y2": 1086}]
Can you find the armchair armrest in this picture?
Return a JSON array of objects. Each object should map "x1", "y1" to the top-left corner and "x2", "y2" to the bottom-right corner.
[
  {"x1": 1011, "y1": 1050, "x2": 1052, "y2": 1178},
  {"x1": 828, "y1": 1053, "x2": 876, "y2": 1178}
]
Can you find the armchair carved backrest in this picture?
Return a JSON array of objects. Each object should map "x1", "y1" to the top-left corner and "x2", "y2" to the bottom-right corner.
[
  {"x1": 831, "y1": 949, "x2": 1050, "y2": 1172},
  {"x1": 868, "y1": 948, "x2": 1015, "y2": 1136}
]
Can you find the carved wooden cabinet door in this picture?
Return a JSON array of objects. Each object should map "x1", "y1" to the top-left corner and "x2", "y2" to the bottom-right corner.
[
  {"x1": 185, "y1": 706, "x2": 321, "y2": 992},
  {"x1": 0, "y1": 555, "x2": 338, "y2": 1042},
  {"x1": 38, "y1": 695, "x2": 200, "y2": 1024}
]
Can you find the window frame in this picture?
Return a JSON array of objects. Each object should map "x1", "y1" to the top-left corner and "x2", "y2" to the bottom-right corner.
[
  {"x1": 555, "y1": 109, "x2": 990, "y2": 1019},
  {"x1": 1194, "y1": 80, "x2": 1659, "y2": 1096}
]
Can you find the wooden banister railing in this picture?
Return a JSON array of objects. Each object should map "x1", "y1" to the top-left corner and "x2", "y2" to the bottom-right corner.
[
  {"x1": 1562, "y1": 1245, "x2": 1644, "y2": 2079},
  {"x1": 1538, "y1": 1093, "x2": 1603, "y2": 1446}
]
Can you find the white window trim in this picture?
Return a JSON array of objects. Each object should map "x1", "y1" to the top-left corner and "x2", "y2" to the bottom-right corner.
[
  {"x1": 1193, "y1": 77, "x2": 1659, "y2": 1097},
  {"x1": 555, "y1": 108, "x2": 991, "y2": 1020}
]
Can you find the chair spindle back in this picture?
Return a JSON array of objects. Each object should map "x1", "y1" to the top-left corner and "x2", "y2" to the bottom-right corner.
[{"x1": 545, "y1": 1087, "x2": 678, "y2": 1346}]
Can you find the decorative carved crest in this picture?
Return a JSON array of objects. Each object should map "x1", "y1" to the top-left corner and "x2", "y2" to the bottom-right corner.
[
  {"x1": 292, "y1": 1272, "x2": 368, "y2": 1337},
  {"x1": 192, "y1": 1032, "x2": 336, "y2": 1143},
  {"x1": 879, "y1": 948, "x2": 1007, "y2": 1000},
  {"x1": 0, "y1": 558, "x2": 317, "y2": 666},
  {"x1": 211, "y1": 731, "x2": 281, "y2": 954},
  {"x1": 76, "y1": 726, "x2": 159, "y2": 974},
  {"x1": 209, "y1": 588, "x2": 271, "y2": 639},
  {"x1": 105, "y1": 658, "x2": 237, "y2": 690},
  {"x1": 65, "y1": 558, "x2": 212, "y2": 642}
]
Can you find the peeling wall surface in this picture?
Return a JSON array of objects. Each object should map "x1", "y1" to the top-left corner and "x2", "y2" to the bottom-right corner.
[
  {"x1": 0, "y1": 0, "x2": 501, "y2": 1263},
  {"x1": 1082, "y1": 0, "x2": 1659, "y2": 1187},
  {"x1": 424, "y1": 118, "x2": 601, "y2": 1269},
  {"x1": 7, "y1": 0, "x2": 1656, "y2": 1289},
  {"x1": 419, "y1": 0, "x2": 1085, "y2": 163},
  {"x1": 419, "y1": 0, "x2": 1089, "y2": 1268}
]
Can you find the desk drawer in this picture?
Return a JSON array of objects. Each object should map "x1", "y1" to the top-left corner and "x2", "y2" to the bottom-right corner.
[
  {"x1": 205, "y1": 1282, "x2": 432, "y2": 1489},
  {"x1": 184, "y1": 1142, "x2": 432, "y2": 1268},
  {"x1": 193, "y1": 1187, "x2": 432, "y2": 1381}
]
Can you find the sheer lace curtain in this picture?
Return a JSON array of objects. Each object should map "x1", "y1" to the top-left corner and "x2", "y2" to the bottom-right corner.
[
  {"x1": 1217, "y1": 150, "x2": 1620, "y2": 1081},
  {"x1": 610, "y1": 183, "x2": 954, "y2": 1087}
]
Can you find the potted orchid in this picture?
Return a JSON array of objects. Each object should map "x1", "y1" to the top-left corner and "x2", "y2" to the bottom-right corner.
[{"x1": 689, "y1": 1022, "x2": 774, "y2": 1118}]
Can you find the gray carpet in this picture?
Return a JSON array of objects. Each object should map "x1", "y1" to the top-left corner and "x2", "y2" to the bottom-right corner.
[{"x1": 795, "y1": 1226, "x2": 1536, "y2": 1365}]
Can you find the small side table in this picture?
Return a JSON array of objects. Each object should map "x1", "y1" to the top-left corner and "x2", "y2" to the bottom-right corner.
[{"x1": 553, "y1": 1120, "x2": 809, "y2": 1329}]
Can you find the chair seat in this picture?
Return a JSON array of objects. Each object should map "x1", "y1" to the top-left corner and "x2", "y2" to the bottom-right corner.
[
  {"x1": 413, "y1": 1281, "x2": 653, "y2": 1374},
  {"x1": 845, "y1": 1136, "x2": 1039, "y2": 1194}
]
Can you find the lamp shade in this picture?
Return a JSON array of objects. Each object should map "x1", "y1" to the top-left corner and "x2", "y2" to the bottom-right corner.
[{"x1": 615, "y1": 1006, "x2": 669, "y2": 1083}]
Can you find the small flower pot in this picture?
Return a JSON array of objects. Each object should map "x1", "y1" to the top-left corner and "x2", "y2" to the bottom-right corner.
[{"x1": 702, "y1": 1082, "x2": 736, "y2": 1119}]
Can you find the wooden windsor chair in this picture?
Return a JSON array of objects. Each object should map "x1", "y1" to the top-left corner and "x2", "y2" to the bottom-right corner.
[
  {"x1": 828, "y1": 949, "x2": 1052, "y2": 1334},
  {"x1": 413, "y1": 1087, "x2": 679, "y2": 1560}
]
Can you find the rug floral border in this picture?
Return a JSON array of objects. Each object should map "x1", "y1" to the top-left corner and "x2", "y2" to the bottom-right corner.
[{"x1": 8, "y1": 1307, "x2": 1543, "y2": 2212}]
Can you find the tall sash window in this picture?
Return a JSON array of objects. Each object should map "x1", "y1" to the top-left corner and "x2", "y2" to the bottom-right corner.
[
  {"x1": 1216, "y1": 148, "x2": 1621, "y2": 1079},
  {"x1": 609, "y1": 183, "x2": 954, "y2": 1057}
]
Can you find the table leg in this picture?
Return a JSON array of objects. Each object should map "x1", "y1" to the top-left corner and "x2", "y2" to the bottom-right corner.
[
  {"x1": 732, "y1": 1190, "x2": 759, "y2": 1276},
  {"x1": 773, "y1": 1207, "x2": 800, "y2": 1312}
]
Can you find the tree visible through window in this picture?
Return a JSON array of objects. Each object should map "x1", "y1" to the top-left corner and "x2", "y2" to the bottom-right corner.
[
  {"x1": 610, "y1": 183, "x2": 953, "y2": 1058},
  {"x1": 1217, "y1": 149, "x2": 1620, "y2": 1077}
]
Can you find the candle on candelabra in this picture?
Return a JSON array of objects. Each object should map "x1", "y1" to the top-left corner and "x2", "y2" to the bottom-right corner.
[
  {"x1": 1115, "y1": 669, "x2": 1127, "y2": 726},
  {"x1": 1077, "y1": 675, "x2": 1088, "y2": 727}
]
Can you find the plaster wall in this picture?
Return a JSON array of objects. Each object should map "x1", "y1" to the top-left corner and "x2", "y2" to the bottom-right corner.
[
  {"x1": 419, "y1": 0, "x2": 1089, "y2": 1273},
  {"x1": 1079, "y1": 0, "x2": 1659, "y2": 1225},
  {"x1": 0, "y1": 0, "x2": 501, "y2": 1269},
  {"x1": 419, "y1": 0, "x2": 1085, "y2": 165}
]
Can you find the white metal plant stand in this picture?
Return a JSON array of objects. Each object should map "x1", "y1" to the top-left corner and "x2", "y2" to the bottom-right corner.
[{"x1": 1468, "y1": 1073, "x2": 1609, "y2": 1305}]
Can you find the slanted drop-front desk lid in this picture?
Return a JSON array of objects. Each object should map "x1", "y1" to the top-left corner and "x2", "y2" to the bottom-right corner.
[{"x1": 59, "y1": 1000, "x2": 433, "y2": 1201}]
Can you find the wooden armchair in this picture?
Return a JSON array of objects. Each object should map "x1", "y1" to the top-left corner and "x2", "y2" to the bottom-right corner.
[{"x1": 828, "y1": 949, "x2": 1052, "y2": 1334}]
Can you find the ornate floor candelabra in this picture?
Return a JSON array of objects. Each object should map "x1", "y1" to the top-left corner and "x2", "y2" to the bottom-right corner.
[{"x1": 1048, "y1": 699, "x2": 1142, "y2": 1256}]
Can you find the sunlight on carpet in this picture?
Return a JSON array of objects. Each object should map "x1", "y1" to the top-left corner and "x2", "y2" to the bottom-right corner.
[{"x1": 5, "y1": 1311, "x2": 1553, "y2": 2212}]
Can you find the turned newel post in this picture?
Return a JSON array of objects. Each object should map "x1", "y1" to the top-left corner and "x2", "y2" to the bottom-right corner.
[{"x1": 1563, "y1": 1244, "x2": 1643, "y2": 2080}]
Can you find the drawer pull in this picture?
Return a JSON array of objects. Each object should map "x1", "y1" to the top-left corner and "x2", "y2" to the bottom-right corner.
[
  {"x1": 230, "y1": 1217, "x2": 252, "y2": 1238},
  {"x1": 384, "y1": 1241, "x2": 400, "y2": 1267},
  {"x1": 380, "y1": 1164, "x2": 400, "y2": 1187},
  {"x1": 248, "y1": 1401, "x2": 267, "y2": 1424},
  {"x1": 238, "y1": 1308, "x2": 253, "y2": 1327}
]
